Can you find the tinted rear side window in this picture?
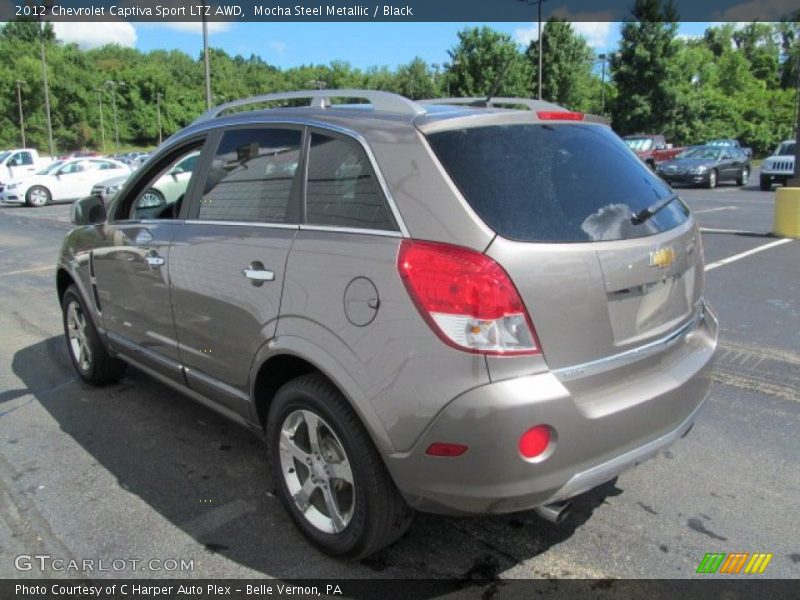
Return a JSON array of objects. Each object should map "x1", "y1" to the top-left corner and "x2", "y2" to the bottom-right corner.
[
  {"x1": 305, "y1": 133, "x2": 397, "y2": 231},
  {"x1": 199, "y1": 128, "x2": 302, "y2": 223},
  {"x1": 427, "y1": 124, "x2": 689, "y2": 242}
]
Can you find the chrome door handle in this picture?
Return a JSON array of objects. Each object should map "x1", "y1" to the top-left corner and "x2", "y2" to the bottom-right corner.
[
  {"x1": 145, "y1": 254, "x2": 166, "y2": 267},
  {"x1": 243, "y1": 267, "x2": 275, "y2": 282}
]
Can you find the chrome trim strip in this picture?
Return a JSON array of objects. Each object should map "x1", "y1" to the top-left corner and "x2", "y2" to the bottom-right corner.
[
  {"x1": 298, "y1": 224, "x2": 402, "y2": 238},
  {"x1": 544, "y1": 393, "x2": 708, "y2": 504},
  {"x1": 552, "y1": 308, "x2": 703, "y2": 382},
  {"x1": 183, "y1": 220, "x2": 299, "y2": 230}
]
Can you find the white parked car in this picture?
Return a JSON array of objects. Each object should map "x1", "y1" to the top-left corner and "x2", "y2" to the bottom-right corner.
[
  {"x1": 0, "y1": 148, "x2": 53, "y2": 184},
  {"x1": 1, "y1": 158, "x2": 130, "y2": 207}
]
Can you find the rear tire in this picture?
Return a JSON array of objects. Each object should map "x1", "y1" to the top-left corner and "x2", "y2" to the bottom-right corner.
[
  {"x1": 26, "y1": 186, "x2": 51, "y2": 207},
  {"x1": 267, "y1": 373, "x2": 413, "y2": 559},
  {"x1": 737, "y1": 167, "x2": 749, "y2": 186},
  {"x1": 61, "y1": 285, "x2": 126, "y2": 385}
]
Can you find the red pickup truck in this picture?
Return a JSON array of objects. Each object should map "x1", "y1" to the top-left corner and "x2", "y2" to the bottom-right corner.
[{"x1": 623, "y1": 135, "x2": 685, "y2": 169}]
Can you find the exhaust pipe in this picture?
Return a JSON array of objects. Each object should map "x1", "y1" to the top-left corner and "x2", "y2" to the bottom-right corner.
[{"x1": 535, "y1": 501, "x2": 571, "y2": 524}]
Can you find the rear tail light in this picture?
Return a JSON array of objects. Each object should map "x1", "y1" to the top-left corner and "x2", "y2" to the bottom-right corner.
[
  {"x1": 397, "y1": 239, "x2": 540, "y2": 356},
  {"x1": 536, "y1": 110, "x2": 585, "y2": 121}
]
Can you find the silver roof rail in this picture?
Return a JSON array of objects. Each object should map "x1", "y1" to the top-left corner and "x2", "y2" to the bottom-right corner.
[
  {"x1": 421, "y1": 97, "x2": 564, "y2": 111},
  {"x1": 195, "y1": 89, "x2": 426, "y2": 122},
  {"x1": 421, "y1": 97, "x2": 610, "y2": 125}
]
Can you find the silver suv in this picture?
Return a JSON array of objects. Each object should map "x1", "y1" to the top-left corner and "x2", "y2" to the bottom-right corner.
[{"x1": 57, "y1": 90, "x2": 717, "y2": 559}]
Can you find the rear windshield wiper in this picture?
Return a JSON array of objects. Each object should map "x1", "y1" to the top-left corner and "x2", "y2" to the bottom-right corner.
[{"x1": 630, "y1": 193, "x2": 680, "y2": 226}]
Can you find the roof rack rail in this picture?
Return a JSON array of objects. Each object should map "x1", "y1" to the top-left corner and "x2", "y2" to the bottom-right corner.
[
  {"x1": 421, "y1": 97, "x2": 563, "y2": 111},
  {"x1": 195, "y1": 89, "x2": 425, "y2": 122},
  {"x1": 421, "y1": 97, "x2": 610, "y2": 125}
]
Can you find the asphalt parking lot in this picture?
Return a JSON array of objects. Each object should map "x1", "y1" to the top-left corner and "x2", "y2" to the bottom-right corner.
[{"x1": 0, "y1": 169, "x2": 797, "y2": 583}]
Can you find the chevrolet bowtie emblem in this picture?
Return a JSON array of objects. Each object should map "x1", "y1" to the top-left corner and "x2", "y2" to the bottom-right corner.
[{"x1": 650, "y1": 247, "x2": 676, "y2": 269}]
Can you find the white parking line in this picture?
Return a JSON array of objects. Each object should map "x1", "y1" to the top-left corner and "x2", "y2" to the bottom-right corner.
[
  {"x1": 705, "y1": 238, "x2": 794, "y2": 272},
  {"x1": 694, "y1": 206, "x2": 737, "y2": 214},
  {"x1": 0, "y1": 265, "x2": 54, "y2": 278}
]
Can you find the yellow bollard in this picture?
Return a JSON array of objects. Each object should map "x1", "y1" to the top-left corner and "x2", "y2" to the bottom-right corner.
[{"x1": 774, "y1": 187, "x2": 800, "y2": 238}]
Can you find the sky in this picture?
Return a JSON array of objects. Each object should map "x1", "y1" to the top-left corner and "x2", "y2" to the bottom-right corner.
[{"x1": 50, "y1": 21, "x2": 720, "y2": 70}]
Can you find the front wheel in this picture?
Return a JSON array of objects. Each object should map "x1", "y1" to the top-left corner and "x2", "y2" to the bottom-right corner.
[
  {"x1": 267, "y1": 373, "x2": 413, "y2": 559},
  {"x1": 62, "y1": 285, "x2": 126, "y2": 385},
  {"x1": 26, "y1": 186, "x2": 51, "y2": 207},
  {"x1": 759, "y1": 176, "x2": 771, "y2": 191},
  {"x1": 706, "y1": 169, "x2": 718, "y2": 189},
  {"x1": 737, "y1": 167, "x2": 749, "y2": 186}
]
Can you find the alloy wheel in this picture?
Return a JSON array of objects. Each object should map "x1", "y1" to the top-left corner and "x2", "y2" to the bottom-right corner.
[
  {"x1": 29, "y1": 188, "x2": 48, "y2": 206},
  {"x1": 278, "y1": 409, "x2": 355, "y2": 534},
  {"x1": 66, "y1": 300, "x2": 92, "y2": 371}
]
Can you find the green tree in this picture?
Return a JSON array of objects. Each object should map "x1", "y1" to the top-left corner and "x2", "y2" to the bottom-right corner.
[
  {"x1": 610, "y1": 0, "x2": 680, "y2": 135},
  {"x1": 394, "y1": 58, "x2": 437, "y2": 99},
  {"x1": 446, "y1": 26, "x2": 532, "y2": 98},
  {"x1": 526, "y1": 18, "x2": 595, "y2": 110}
]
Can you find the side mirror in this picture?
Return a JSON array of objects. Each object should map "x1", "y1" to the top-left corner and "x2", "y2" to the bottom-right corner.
[
  {"x1": 7, "y1": 159, "x2": 19, "y2": 167},
  {"x1": 71, "y1": 195, "x2": 107, "y2": 226}
]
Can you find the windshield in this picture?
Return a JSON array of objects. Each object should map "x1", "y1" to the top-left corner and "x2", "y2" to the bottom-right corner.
[
  {"x1": 775, "y1": 142, "x2": 796, "y2": 156},
  {"x1": 679, "y1": 148, "x2": 722, "y2": 160},
  {"x1": 0, "y1": 151, "x2": 10, "y2": 163},
  {"x1": 623, "y1": 137, "x2": 653, "y2": 151},
  {"x1": 427, "y1": 124, "x2": 689, "y2": 242},
  {"x1": 36, "y1": 160, "x2": 65, "y2": 175}
]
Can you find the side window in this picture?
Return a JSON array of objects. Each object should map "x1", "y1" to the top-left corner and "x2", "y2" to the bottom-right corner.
[
  {"x1": 198, "y1": 128, "x2": 302, "y2": 223},
  {"x1": 127, "y1": 146, "x2": 202, "y2": 220},
  {"x1": 59, "y1": 161, "x2": 86, "y2": 175},
  {"x1": 19, "y1": 152, "x2": 33, "y2": 165},
  {"x1": 305, "y1": 133, "x2": 396, "y2": 231}
]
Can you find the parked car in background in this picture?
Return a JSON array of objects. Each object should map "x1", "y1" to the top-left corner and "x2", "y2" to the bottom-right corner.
[
  {"x1": 91, "y1": 174, "x2": 129, "y2": 204},
  {"x1": 0, "y1": 148, "x2": 53, "y2": 186},
  {"x1": 58, "y1": 150, "x2": 101, "y2": 160},
  {"x1": 58, "y1": 90, "x2": 717, "y2": 559},
  {"x1": 760, "y1": 140, "x2": 796, "y2": 190},
  {"x1": 623, "y1": 134, "x2": 685, "y2": 169},
  {"x1": 706, "y1": 138, "x2": 752, "y2": 158},
  {"x1": 91, "y1": 151, "x2": 197, "y2": 205},
  {"x1": 656, "y1": 145, "x2": 751, "y2": 188},
  {"x1": 1, "y1": 157, "x2": 130, "y2": 206}
]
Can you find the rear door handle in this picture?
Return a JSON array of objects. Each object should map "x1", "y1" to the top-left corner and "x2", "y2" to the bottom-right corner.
[
  {"x1": 243, "y1": 267, "x2": 275, "y2": 281},
  {"x1": 146, "y1": 253, "x2": 166, "y2": 268}
]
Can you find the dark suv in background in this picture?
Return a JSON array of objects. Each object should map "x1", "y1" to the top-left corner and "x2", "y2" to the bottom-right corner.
[{"x1": 58, "y1": 90, "x2": 717, "y2": 558}]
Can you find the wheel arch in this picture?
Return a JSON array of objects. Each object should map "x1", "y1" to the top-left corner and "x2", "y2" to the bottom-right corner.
[
  {"x1": 250, "y1": 343, "x2": 395, "y2": 456},
  {"x1": 56, "y1": 267, "x2": 75, "y2": 303}
]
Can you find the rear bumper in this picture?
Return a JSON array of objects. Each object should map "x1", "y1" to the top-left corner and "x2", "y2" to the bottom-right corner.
[{"x1": 386, "y1": 304, "x2": 718, "y2": 515}]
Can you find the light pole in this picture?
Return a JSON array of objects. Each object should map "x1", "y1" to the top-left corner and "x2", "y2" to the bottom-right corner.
[
  {"x1": 596, "y1": 53, "x2": 620, "y2": 117},
  {"x1": 105, "y1": 80, "x2": 124, "y2": 151},
  {"x1": 202, "y1": 6, "x2": 212, "y2": 109},
  {"x1": 96, "y1": 89, "x2": 106, "y2": 154},
  {"x1": 38, "y1": 16, "x2": 55, "y2": 156},
  {"x1": 518, "y1": 0, "x2": 548, "y2": 100},
  {"x1": 15, "y1": 80, "x2": 26, "y2": 147},
  {"x1": 156, "y1": 92, "x2": 163, "y2": 145}
]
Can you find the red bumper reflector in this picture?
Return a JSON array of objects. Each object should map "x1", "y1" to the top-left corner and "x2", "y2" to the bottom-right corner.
[
  {"x1": 426, "y1": 442, "x2": 468, "y2": 457},
  {"x1": 519, "y1": 425, "x2": 551, "y2": 458}
]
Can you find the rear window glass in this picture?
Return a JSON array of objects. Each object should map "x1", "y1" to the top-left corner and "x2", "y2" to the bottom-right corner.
[{"x1": 427, "y1": 124, "x2": 689, "y2": 242}]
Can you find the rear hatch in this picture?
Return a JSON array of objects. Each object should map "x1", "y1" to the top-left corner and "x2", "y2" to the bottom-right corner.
[{"x1": 425, "y1": 121, "x2": 703, "y2": 371}]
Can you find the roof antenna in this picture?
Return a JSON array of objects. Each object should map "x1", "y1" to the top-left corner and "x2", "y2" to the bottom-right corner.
[{"x1": 482, "y1": 55, "x2": 515, "y2": 107}]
